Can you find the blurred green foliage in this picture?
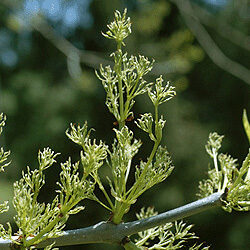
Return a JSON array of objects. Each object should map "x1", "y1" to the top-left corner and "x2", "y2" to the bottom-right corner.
[{"x1": 0, "y1": 0, "x2": 249, "y2": 249}]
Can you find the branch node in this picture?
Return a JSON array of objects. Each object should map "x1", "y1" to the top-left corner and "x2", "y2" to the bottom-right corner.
[{"x1": 121, "y1": 236, "x2": 130, "y2": 246}]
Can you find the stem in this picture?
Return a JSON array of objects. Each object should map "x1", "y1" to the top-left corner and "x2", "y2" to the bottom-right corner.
[
  {"x1": 24, "y1": 198, "x2": 77, "y2": 247},
  {"x1": 112, "y1": 202, "x2": 129, "y2": 225},
  {"x1": 96, "y1": 199, "x2": 112, "y2": 212},
  {"x1": 212, "y1": 148, "x2": 219, "y2": 173},
  {"x1": 128, "y1": 142, "x2": 159, "y2": 198},
  {"x1": 112, "y1": 105, "x2": 163, "y2": 224},
  {"x1": 212, "y1": 148, "x2": 221, "y2": 190},
  {"x1": 155, "y1": 104, "x2": 159, "y2": 124},
  {"x1": 116, "y1": 42, "x2": 125, "y2": 129},
  {"x1": 130, "y1": 75, "x2": 142, "y2": 98},
  {"x1": 221, "y1": 175, "x2": 228, "y2": 191},
  {"x1": 123, "y1": 97, "x2": 131, "y2": 121},
  {"x1": 122, "y1": 240, "x2": 141, "y2": 250},
  {"x1": 231, "y1": 150, "x2": 250, "y2": 190},
  {"x1": 112, "y1": 140, "x2": 159, "y2": 224},
  {"x1": 126, "y1": 104, "x2": 161, "y2": 199},
  {"x1": 95, "y1": 176, "x2": 114, "y2": 210},
  {"x1": 125, "y1": 159, "x2": 132, "y2": 184},
  {"x1": 32, "y1": 169, "x2": 44, "y2": 208},
  {"x1": 24, "y1": 215, "x2": 62, "y2": 247},
  {"x1": 154, "y1": 104, "x2": 161, "y2": 141}
]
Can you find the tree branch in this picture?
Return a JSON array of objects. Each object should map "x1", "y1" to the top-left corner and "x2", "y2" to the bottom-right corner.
[
  {"x1": 0, "y1": 0, "x2": 111, "y2": 70},
  {"x1": 192, "y1": 2, "x2": 250, "y2": 52},
  {"x1": 31, "y1": 16, "x2": 112, "y2": 69},
  {"x1": 172, "y1": 0, "x2": 250, "y2": 85},
  {"x1": 0, "y1": 192, "x2": 223, "y2": 249}
]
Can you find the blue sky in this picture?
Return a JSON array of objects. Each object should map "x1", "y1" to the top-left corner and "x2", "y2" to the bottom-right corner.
[{"x1": 23, "y1": 0, "x2": 93, "y2": 29}]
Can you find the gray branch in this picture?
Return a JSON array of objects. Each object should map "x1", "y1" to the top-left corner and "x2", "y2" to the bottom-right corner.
[
  {"x1": 172, "y1": 0, "x2": 250, "y2": 85},
  {"x1": 1, "y1": 192, "x2": 223, "y2": 249},
  {"x1": 192, "y1": 3, "x2": 250, "y2": 52}
]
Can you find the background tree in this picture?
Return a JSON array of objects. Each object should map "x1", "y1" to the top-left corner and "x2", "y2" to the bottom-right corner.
[{"x1": 0, "y1": 0, "x2": 249, "y2": 249}]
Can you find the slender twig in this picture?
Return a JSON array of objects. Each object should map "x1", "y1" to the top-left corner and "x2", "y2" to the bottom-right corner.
[
  {"x1": 172, "y1": 0, "x2": 250, "y2": 85},
  {"x1": 192, "y1": 2, "x2": 250, "y2": 52},
  {"x1": 0, "y1": 192, "x2": 223, "y2": 249},
  {"x1": 0, "y1": 0, "x2": 111, "y2": 69},
  {"x1": 31, "y1": 16, "x2": 112, "y2": 69}
]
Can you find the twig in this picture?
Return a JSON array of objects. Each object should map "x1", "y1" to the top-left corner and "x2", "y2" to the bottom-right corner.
[
  {"x1": 172, "y1": 0, "x2": 250, "y2": 85},
  {"x1": 192, "y1": 3, "x2": 250, "y2": 52},
  {"x1": 31, "y1": 16, "x2": 112, "y2": 69},
  {"x1": 0, "y1": 0, "x2": 111, "y2": 69},
  {"x1": 0, "y1": 192, "x2": 223, "y2": 249}
]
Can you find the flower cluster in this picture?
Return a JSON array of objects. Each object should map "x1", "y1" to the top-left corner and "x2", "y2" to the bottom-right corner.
[
  {"x1": 135, "y1": 207, "x2": 209, "y2": 250},
  {"x1": 0, "y1": 113, "x2": 10, "y2": 172},
  {"x1": 198, "y1": 132, "x2": 250, "y2": 212}
]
